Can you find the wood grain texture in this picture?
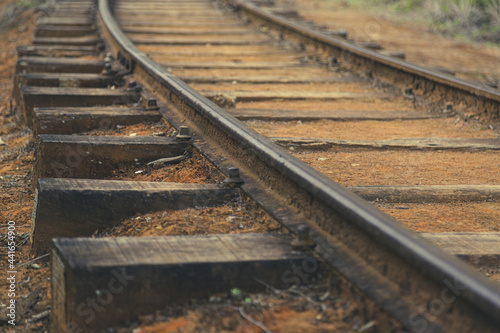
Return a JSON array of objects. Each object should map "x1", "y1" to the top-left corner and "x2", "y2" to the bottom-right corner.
[
  {"x1": 37, "y1": 17, "x2": 93, "y2": 27},
  {"x1": 35, "y1": 26, "x2": 96, "y2": 38},
  {"x1": 16, "y1": 73, "x2": 118, "y2": 88},
  {"x1": 349, "y1": 185, "x2": 500, "y2": 203},
  {"x1": 33, "y1": 134, "x2": 187, "y2": 184},
  {"x1": 32, "y1": 179, "x2": 239, "y2": 255},
  {"x1": 16, "y1": 45, "x2": 97, "y2": 57},
  {"x1": 21, "y1": 86, "x2": 138, "y2": 127},
  {"x1": 51, "y1": 234, "x2": 309, "y2": 331},
  {"x1": 230, "y1": 108, "x2": 441, "y2": 121},
  {"x1": 272, "y1": 137, "x2": 500, "y2": 150},
  {"x1": 33, "y1": 106, "x2": 162, "y2": 136},
  {"x1": 420, "y1": 233, "x2": 500, "y2": 267},
  {"x1": 203, "y1": 90, "x2": 391, "y2": 101},
  {"x1": 16, "y1": 57, "x2": 105, "y2": 73},
  {"x1": 33, "y1": 36, "x2": 101, "y2": 46}
]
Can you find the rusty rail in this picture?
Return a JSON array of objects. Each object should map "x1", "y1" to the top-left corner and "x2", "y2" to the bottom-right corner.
[{"x1": 97, "y1": 0, "x2": 500, "y2": 332}]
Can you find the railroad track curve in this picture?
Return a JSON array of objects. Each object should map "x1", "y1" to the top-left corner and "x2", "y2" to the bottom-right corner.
[{"x1": 11, "y1": 0, "x2": 500, "y2": 331}]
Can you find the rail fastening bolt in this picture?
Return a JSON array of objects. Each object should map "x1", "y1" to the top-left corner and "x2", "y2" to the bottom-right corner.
[
  {"x1": 128, "y1": 81, "x2": 136, "y2": 89},
  {"x1": 291, "y1": 224, "x2": 315, "y2": 251},
  {"x1": 102, "y1": 63, "x2": 113, "y2": 76},
  {"x1": 404, "y1": 87, "x2": 413, "y2": 95},
  {"x1": 96, "y1": 42, "x2": 105, "y2": 52},
  {"x1": 146, "y1": 98, "x2": 160, "y2": 110},
  {"x1": 176, "y1": 126, "x2": 191, "y2": 140},
  {"x1": 223, "y1": 167, "x2": 244, "y2": 186},
  {"x1": 104, "y1": 52, "x2": 113, "y2": 63},
  {"x1": 444, "y1": 102, "x2": 453, "y2": 113}
]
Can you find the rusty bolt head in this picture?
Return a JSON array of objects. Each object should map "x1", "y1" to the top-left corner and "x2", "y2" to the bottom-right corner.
[
  {"x1": 443, "y1": 102, "x2": 453, "y2": 114},
  {"x1": 146, "y1": 98, "x2": 159, "y2": 110},
  {"x1": 297, "y1": 224, "x2": 310, "y2": 240},
  {"x1": 223, "y1": 167, "x2": 244, "y2": 186},
  {"x1": 291, "y1": 224, "x2": 315, "y2": 251},
  {"x1": 228, "y1": 167, "x2": 240, "y2": 179},
  {"x1": 404, "y1": 87, "x2": 413, "y2": 95},
  {"x1": 104, "y1": 52, "x2": 113, "y2": 63},
  {"x1": 96, "y1": 42, "x2": 105, "y2": 52},
  {"x1": 176, "y1": 126, "x2": 191, "y2": 140},
  {"x1": 102, "y1": 63, "x2": 113, "y2": 76}
]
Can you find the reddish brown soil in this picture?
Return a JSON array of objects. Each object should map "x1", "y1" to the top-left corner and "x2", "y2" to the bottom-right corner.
[
  {"x1": 292, "y1": 148, "x2": 500, "y2": 187},
  {"x1": 108, "y1": 150, "x2": 224, "y2": 184},
  {"x1": 83, "y1": 118, "x2": 173, "y2": 136},
  {"x1": 98, "y1": 196, "x2": 284, "y2": 238},
  {"x1": 106, "y1": 269, "x2": 384, "y2": 333}
]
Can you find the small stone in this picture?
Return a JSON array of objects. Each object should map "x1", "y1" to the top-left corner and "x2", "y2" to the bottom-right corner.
[{"x1": 226, "y1": 216, "x2": 240, "y2": 223}]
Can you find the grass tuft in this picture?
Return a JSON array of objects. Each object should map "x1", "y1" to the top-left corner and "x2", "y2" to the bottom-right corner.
[{"x1": 344, "y1": 0, "x2": 500, "y2": 43}]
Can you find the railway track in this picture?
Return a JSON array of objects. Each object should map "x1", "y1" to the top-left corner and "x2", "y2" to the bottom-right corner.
[{"x1": 11, "y1": 0, "x2": 500, "y2": 331}]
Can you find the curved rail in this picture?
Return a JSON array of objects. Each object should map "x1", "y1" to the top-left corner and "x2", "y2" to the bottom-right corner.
[
  {"x1": 228, "y1": 0, "x2": 500, "y2": 122},
  {"x1": 97, "y1": 0, "x2": 500, "y2": 331}
]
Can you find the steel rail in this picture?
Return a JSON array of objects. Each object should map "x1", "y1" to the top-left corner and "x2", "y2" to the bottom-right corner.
[
  {"x1": 227, "y1": 0, "x2": 500, "y2": 122},
  {"x1": 97, "y1": 0, "x2": 500, "y2": 331}
]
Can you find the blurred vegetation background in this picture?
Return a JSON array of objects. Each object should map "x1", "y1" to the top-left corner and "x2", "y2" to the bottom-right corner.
[{"x1": 362, "y1": 0, "x2": 500, "y2": 42}]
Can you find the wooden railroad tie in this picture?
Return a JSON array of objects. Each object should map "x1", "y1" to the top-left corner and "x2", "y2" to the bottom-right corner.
[
  {"x1": 51, "y1": 234, "x2": 310, "y2": 331},
  {"x1": 130, "y1": 38, "x2": 268, "y2": 46},
  {"x1": 33, "y1": 106, "x2": 162, "y2": 136},
  {"x1": 32, "y1": 179, "x2": 239, "y2": 255},
  {"x1": 271, "y1": 137, "x2": 500, "y2": 150},
  {"x1": 420, "y1": 233, "x2": 500, "y2": 268},
  {"x1": 35, "y1": 26, "x2": 96, "y2": 38},
  {"x1": 203, "y1": 90, "x2": 392, "y2": 102},
  {"x1": 33, "y1": 135, "x2": 188, "y2": 185},
  {"x1": 16, "y1": 45, "x2": 99, "y2": 58},
  {"x1": 33, "y1": 36, "x2": 102, "y2": 47},
  {"x1": 230, "y1": 108, "x2": 444, "y2": 121},
  {"x1": 36, "y1": 17, "x2": 94, "y2": 28},
  {"x1": 16, "y1": 73, "x2": 120, "y2": 88},
  {"x1": 21, "y1": 86, "x2": 140, "y2": 127},
  {"x1": 349, "y1": 185, "x2": 500, "y2": 203},
  {"x1": 16, "y1": 57, "x2": 106, "y2": 73}
]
